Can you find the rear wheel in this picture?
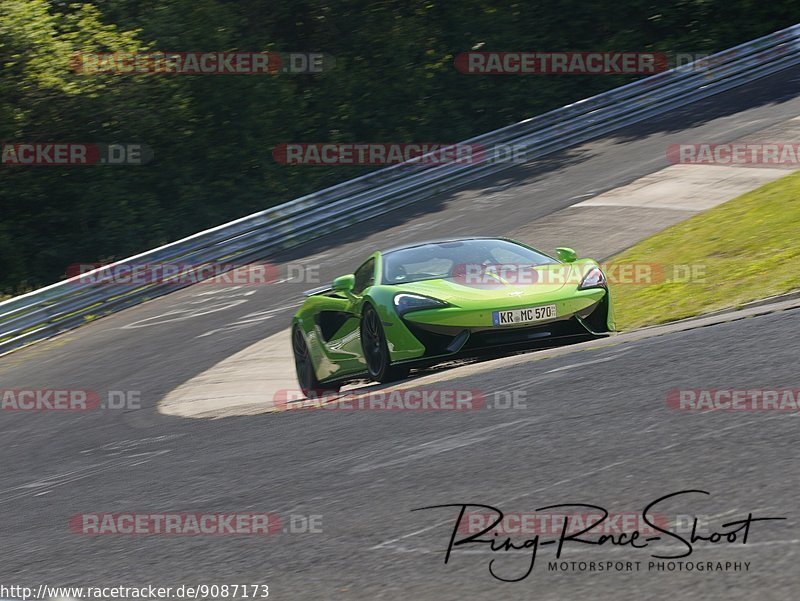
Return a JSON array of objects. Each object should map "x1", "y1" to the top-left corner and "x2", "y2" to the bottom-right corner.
[
  {"x1": 361, "y1": 305, "x2": 410, "y2": 383},
  {"x1": 292, "y1": 326, "x2": 340, "y2": 398}
]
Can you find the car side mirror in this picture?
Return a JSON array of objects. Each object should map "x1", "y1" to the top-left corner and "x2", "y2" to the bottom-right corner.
[
  {"x1": 555, "y1": 247, "x2": 577, "y2": 263},
  {"x1": 332, "y1": 274, "x2": 355, "y2": 293}
]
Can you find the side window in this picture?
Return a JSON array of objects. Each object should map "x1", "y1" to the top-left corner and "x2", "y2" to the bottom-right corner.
[{"x1": 352, "y1": 258, "x2": 375, "y2": 294}]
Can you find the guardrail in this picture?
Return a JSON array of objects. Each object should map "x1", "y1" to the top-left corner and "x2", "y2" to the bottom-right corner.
[{"x1": 2, "y1": 24, "x2": 800, "y2": 355}]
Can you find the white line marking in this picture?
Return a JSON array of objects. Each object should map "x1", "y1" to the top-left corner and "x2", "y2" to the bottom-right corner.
[
  {"x1": 121, "y1": 300, "x2": 249, "y2": 329},
  {"x1": 350, "y1": 418, "x2": 541, "y2": 474},
  {"x1": 0, "y1": 450, "x2": 170, "y2": 504},
  {"x1": 545, "y1": 352, "x2": 629, "y2": 373},
  {"x1": 196, "y1": 302, "x2": 302, "y2": 338}
]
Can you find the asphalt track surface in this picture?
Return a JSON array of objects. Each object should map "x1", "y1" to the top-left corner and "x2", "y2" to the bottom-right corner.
[{"x1": 2, "y1": 65, "x2": 800, "y2": 600}]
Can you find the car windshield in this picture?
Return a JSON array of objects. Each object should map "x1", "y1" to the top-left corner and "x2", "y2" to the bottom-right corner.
[{"x1": 382, "y1": 239, "x2": 557, "y2": 284}]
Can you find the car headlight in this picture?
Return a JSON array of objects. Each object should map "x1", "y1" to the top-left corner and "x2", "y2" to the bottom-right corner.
[
  {"x1": 393, "y1": 293, "x2": 447, "y2": 316},
  {"x1": 578, "y1": 267, "x2": 606, "y2": 290}
]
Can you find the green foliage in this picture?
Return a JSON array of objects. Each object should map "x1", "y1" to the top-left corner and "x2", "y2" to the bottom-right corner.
[{"x1": 2, "y1": 0, "x2": 800, "y2": 293}]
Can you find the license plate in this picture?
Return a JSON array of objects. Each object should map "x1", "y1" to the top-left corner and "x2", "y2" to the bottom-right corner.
[{"x1": 492, "y1": 304, "x2": 557, "y2": 326}]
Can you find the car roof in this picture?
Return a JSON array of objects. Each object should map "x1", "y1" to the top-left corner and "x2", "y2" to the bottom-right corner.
[{"x1": 380, "y1": 236, "x2": 512, "y2": 255}]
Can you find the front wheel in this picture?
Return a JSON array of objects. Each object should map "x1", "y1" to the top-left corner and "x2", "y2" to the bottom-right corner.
[
  {"x1": 360, "y1": 305, "x2": 410, "y2": 383},
  {"x1": 292, "y1": 325, "x2": 340, "y2": 398}
]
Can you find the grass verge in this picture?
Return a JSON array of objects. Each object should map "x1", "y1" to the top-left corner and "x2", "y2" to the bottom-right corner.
[{"x1": 610, "y1": 169, "x2": 800, "y2": 330}]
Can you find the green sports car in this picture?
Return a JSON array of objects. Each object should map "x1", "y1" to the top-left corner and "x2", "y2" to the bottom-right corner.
[{"x1": 291, "y1": 237, "x2": 615, "y2": 396}]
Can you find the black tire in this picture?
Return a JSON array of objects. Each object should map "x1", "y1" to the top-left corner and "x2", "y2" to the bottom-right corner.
[
  {"x1": 292, "y1": 326, "x2": 340, "y2": 398},
  {"x1": 360, "y1": 304, "x2": 410, "y2": 383}
]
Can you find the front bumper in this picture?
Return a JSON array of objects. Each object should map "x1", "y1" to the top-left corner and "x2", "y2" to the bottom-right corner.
[{"x1": 386, "y1": 288, "x2": 612, "y2": 362}]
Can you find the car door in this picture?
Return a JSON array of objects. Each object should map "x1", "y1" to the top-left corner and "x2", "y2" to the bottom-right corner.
[{"x1": 316, "y1": 256, "x2": 376, "y2": 375}]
